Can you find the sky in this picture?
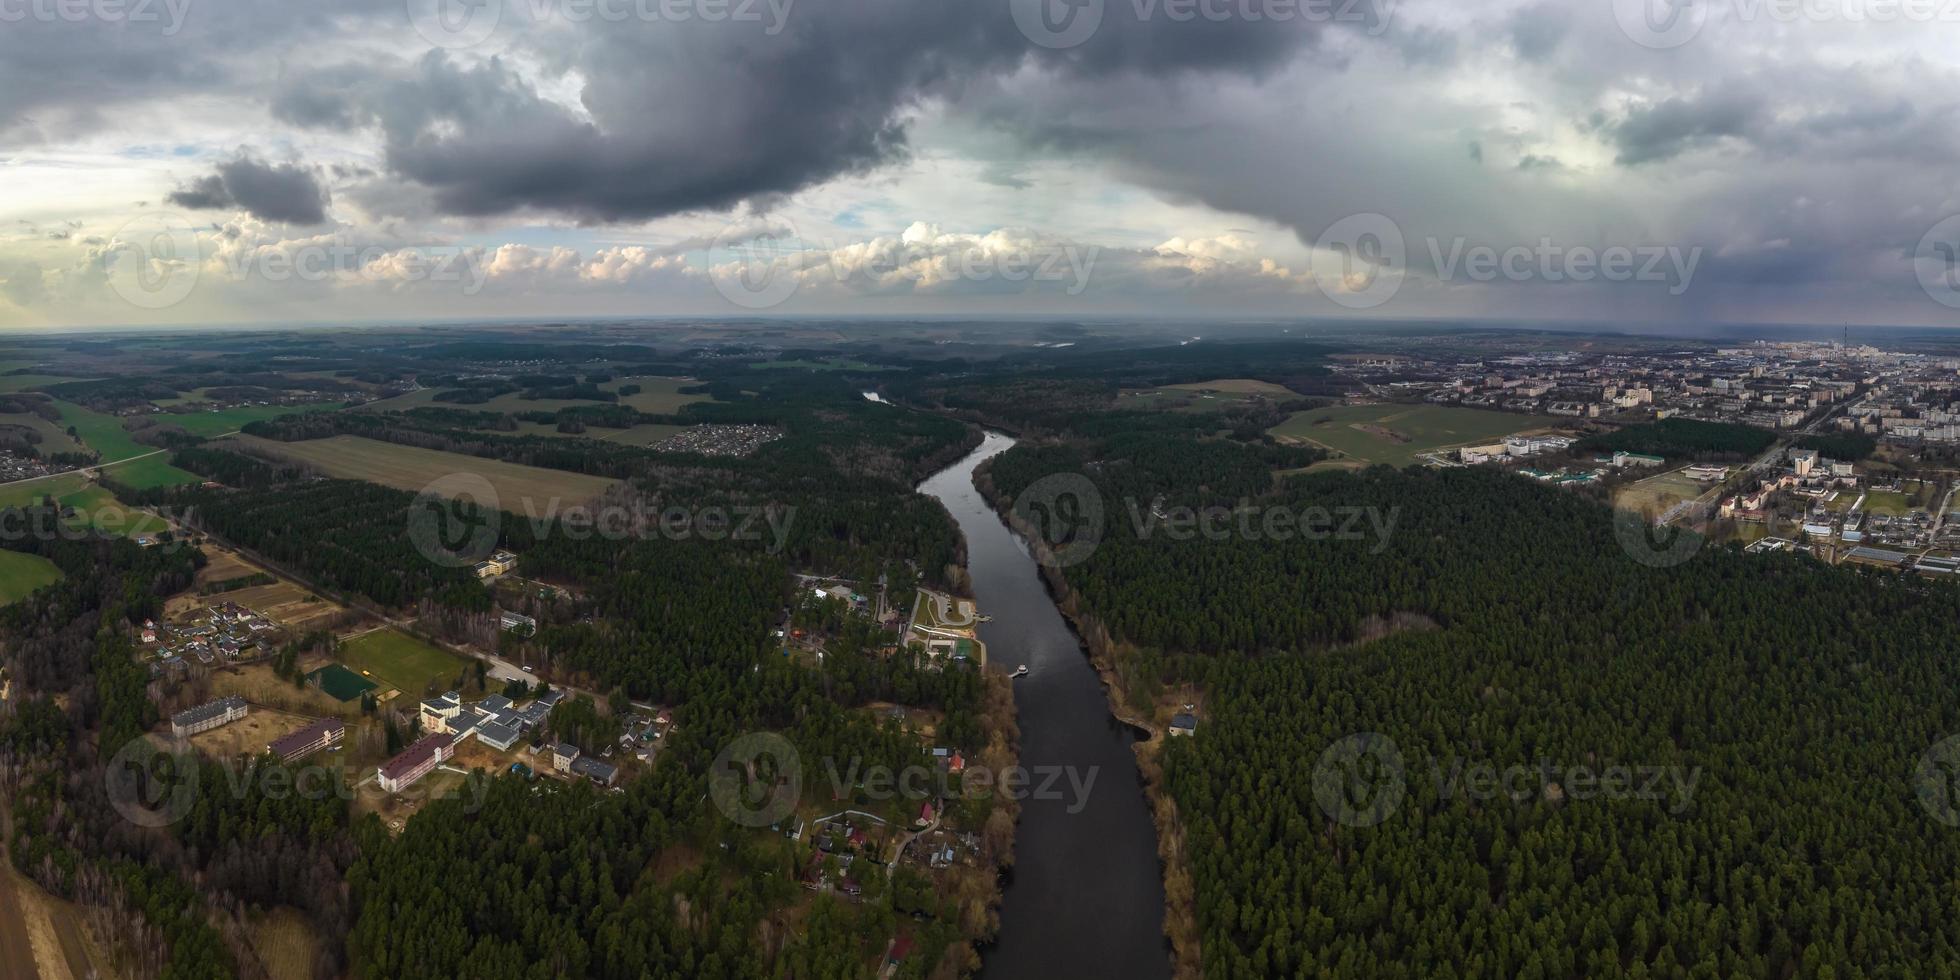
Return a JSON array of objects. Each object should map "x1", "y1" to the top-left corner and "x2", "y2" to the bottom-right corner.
[{"x1": 3, "y1": 0, "x2": 1960, "y2": 329}]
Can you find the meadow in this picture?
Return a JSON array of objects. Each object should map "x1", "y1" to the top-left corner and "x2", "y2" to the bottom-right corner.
[
  {"x1": 361, "y1": 376, "x2": 712, "y2": 417},
  {"x1": 52, "y1": 401, "x2": 200, "y2": 488},
  {"x1": 1269, "y1": 403, "x2": 1560, "y2": 467},
  {"x1": 0, "y1": 550, "x2": 63, "y2": 605},
  {"x1": 224, "y1": 434, "x2": 620, "y2": 505},
  {"x1": 162, "y1": 403, "x2": 349, "y2": 438}
]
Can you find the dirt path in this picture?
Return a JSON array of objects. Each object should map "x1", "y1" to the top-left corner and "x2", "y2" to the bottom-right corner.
[{"x1": 0, "y1": 798, "x2": 79, "y2": 980}]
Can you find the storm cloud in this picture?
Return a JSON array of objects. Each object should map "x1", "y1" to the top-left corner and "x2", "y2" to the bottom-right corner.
[{"x1": 169, "y1": 155, "x2": 333, "y2": 225}]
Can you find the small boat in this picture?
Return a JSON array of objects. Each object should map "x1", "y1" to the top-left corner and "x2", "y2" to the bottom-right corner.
[{"x1": 1012, "y1": 664, "x2": 1030, "y2": 678}]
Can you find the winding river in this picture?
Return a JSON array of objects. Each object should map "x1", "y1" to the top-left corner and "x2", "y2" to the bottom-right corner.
[{"x1": 918, "y1": 431, "x2": 1171, "y2": 979}]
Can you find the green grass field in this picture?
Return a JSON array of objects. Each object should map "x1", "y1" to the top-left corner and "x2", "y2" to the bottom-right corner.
[
  {"x1": 0, "y1": 550, "x2": 63, "y2": 605},
  {"x1": 1269, "y1": 404, "x2": 1560, "y2": 467},
  {"x1": 0, "y1": 414, "x2": 83, "y2": 454},
  {"x1": 51, "y1": 401, "x2": 200, "y2": 488},
  {"x1": 225, "y1": 434, "x2": 621, "y2": 505},
  {"x1": 611, "y1": 378, "x2": 714, "y2": 414},
  {"x1": 0, "y1": 374, "x2": 88, "y2": 393},
  {"x1": 0, "y1": 475, "x2": 164, "y2": 537},
  {"x1": 162, "y1": 403, "x2": 348, "y2": 438},
  {"x1": 339, "y1": 628, "x2": 468, "y2": 698},
  {"x1": 361, "y1": 377, "x2": 712, "y2": 418},
  {"x1": 1861, "y1": 490, "x2": 1913, "y2": 517}
]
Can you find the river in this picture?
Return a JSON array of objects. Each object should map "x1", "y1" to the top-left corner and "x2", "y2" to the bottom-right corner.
[{"x1": 917, "y1": 431, "x2": 1171, "y2": 979}]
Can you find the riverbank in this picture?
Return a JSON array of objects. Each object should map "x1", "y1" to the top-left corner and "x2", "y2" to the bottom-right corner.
[
  {"x1": 970, "y1": 456, "x2": 1204, "y2": 980},
  {"x1": 919, "y1": 432, "x2": 1169, "y2": 980}
]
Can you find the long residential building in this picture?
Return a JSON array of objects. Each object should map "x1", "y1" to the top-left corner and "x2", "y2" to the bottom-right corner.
[
  {"x1": 170, "y1": 696, "x2": 249, "y2": 738},
  {"x1": 378, "y1": 733, "x2": 455, "y2": 794},
  {"x1": 268, "y1": 718, "x2": 346, "y2": 762}
]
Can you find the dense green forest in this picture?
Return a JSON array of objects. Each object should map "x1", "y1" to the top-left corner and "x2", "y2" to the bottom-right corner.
[
  {"x1": 1576, "y1": 418, "x2": 1779, "y2": 460},
  {"x1": 984, "y1": 414, "x2": 1960, "y2": 978}
]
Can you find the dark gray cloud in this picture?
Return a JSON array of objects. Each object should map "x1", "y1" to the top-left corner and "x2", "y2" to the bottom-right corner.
[
  {"x1": 1611, "y1": 92, "x2": 1764, "y2": 165},
  {"x1": 266, "y1": 4, "x2": 1325, "y2": 222},
  {"x1": 169, "y1": 155, "x2": 333, "y2": 225}
]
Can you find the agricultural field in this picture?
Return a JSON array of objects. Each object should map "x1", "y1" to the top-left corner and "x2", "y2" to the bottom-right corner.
[
  {"x1": 174, "y1": 549, "x2": 349, "y2": 632},
  {"x1": 0, "y1": 374, "x2": 88, "y2": 393},
  {"x1": 1119, "y1": 379, "x2": 1302, "y2": 411},
  {"x1": 751, "y1": 358, "x2": 893, "y2": 372},
  {"x1": 161, "y1": 403, "x2": 348, "y2": 438},
  {"x1": 338, "y1": 627, "x2": 469, "y2": 700},
  {"x1": 0, "y1": 550, "x2": 62, "y2": 605},
  {"x1": 611, "y1": 377, "x2": 715, "y2": 414},
  {"x1": 510, "y1": 421, "x2": 689, "y2": 446},
  {"x1": 223, "y1": 434, "x2": 621, "y2": 505},
  {"x1": 1614, "y1": 468, "x2": 1711, "y2": 517},
  {"x1": 0, "y1": 475, "x2": 166, "y2": 538},
  {"x1": 0, "y1": 413, "x2": 83, "y2": 454},
  {"x1": 360, "y1": 376, "x2": 711, "y2": 417},
  {"x1": 52, "y1": 400, "x2": 200, "y2": 488},
  {"x1": 1269, "y1": 403, "x2": 1560, "y2": 467}
]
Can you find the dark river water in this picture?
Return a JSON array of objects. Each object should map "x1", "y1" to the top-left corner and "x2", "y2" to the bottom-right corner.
[{"x1": 917, "y1": 431, "x2": 1171, "y2": 980}]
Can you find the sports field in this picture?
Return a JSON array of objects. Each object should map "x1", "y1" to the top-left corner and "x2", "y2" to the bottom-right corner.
[
  {"x1": 339, "y1": 628, "x2": 468, "y2": 699},
  {"x1": 52, "y1": 401, "x2": 200, "y2": 488},
  {"x1": 0, "y1": 550, "x2": 62, "y2": 605},
  {"x1": 1270, "y1": 404, "x2": 1560, "y2": 467},
  {"x1": 1615, "y1": 469, "x2": 1710, "y2": 517},
  {"x1": 224, "y1": 434, "x2": 620, "y2": 505}
]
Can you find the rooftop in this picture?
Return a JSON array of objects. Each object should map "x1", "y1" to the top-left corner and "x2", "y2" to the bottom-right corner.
[{"x1": 171, "y1": 696, "x2": 246, "y2": 729}]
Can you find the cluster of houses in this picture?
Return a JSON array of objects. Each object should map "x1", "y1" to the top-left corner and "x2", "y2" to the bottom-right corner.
[
  {"x1": 649, "y1": 423, "x2": 782, "y2": 458},
  {"x1": 142, "y1": 603, "x2": 279, "y2": 676},
  {"x1": 806, "y1": 811, "x2": 892, "y2": 898}
]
